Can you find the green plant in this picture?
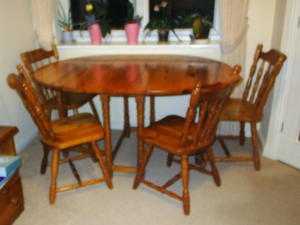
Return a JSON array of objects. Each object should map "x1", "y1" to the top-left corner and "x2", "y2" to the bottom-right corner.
[
  {"x1": 84, "y1": 1, "x2": 111, "y2": 37},
  {"x1": 56, "y1": 1, "x2": 72, "y2": 32},
  {"x1": 177, "y1": 12, "x2": 213, "y2": 39},
  {"x1": 125, "y1": 1, "x2": 142, "y2": 24},
  {"x1": 144, "y1": 1, "x2": 180, "y2": 41}
]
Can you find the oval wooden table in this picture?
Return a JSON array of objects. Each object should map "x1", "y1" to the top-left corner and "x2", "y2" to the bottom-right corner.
[{"x1": 34, "y1": 55, "x2": 241, "y2": 176}]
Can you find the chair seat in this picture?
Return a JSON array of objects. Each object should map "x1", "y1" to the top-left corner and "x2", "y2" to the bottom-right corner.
[
  {"x1": 140, "y1": 115, "x2": 202, "y2": 155},
  {"x1": 220, "y1": 98, "x2": 259, "y2": 122},
  {"x1": 45, "y1": 113, "x2": 103, "y2": 149}
]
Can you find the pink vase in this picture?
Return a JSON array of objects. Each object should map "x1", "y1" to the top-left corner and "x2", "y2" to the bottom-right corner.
[
  {"x1": 88, "y1": 23, "x2": 102, "y2": 45},
  {"x1": 125, "y1": 22, "x2": 140, "y2": 45}
]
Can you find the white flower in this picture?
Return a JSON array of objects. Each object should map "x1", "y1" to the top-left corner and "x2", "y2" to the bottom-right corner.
[
  {"x1": 154, "y1": 5, "x2": 160, "y2": 12},
  {"x1": 161, "y1": 1, "x2": 168, "y2": 8}
]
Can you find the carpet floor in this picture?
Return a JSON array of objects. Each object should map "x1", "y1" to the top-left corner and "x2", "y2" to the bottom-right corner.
[{"x1": 15, "y1": 131, "x2": 300, "y2": 225}]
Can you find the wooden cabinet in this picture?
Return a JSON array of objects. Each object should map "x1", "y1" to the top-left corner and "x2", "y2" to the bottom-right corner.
[{"x1": 0, "y1": 126, "x2": 24, "y2": 225}]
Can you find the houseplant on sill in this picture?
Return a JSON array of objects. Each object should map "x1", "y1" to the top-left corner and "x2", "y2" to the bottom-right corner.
[
  {"x1": 124, "y1": 1, "x2": 142, "y2": 45},
  {"x1": 178, "y1": 12, "x2": 213, "y2": 44},
  {"x1": 84, "y1": 1, "x2": 111, "y2": 45},
  {"x1": 144, "y1": 1, "x2": 180, "y2": 43},
  {"x1": 57, "y1": 1, "x2": 73, "y2": 44}
]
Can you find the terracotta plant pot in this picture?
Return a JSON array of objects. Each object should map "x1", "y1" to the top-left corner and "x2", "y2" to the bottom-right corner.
[
  {"x1": 88, "y1": 23, "x2": 102, "y2": 45},
  {"x1": 125, "y1": 22, "x2": 140, "y2": 45},
  {"x1": 158, "y1": 29, "x2": 170, "y2": 43}
]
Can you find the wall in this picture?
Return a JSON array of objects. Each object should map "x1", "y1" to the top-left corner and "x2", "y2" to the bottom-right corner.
[
  {"x1": 0, "y1": 0, "x2": 37, "y2": 151},
  {"x1": 251, "y1": 0, "x2": 287, "y2": 147}
]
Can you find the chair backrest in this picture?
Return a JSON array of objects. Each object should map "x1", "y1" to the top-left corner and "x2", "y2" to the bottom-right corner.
[
  {"x1": 21, "y1": 47, "x2": 59, "y2": 72},
  {"x1": 20, "y1": 46, "x2": 59, "y2": 103},
  {"x1": 7, "y1": 70, "x2": 55, "y2": 141},
  {"x1": 181, "y1": 65, "x2": 241, "y2": 151},
  {"x1": 242, "y1": 44, "x2": 287, "y2": 117}
]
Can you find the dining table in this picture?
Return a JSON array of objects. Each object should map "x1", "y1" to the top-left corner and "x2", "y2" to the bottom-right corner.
[{"x1": 33, "y1": 55, "x2": 241, "y2": 176}]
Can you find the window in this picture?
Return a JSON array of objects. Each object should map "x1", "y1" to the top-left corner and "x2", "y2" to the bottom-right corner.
[
  {"x1": 149, "y1": 0, "x2": 215, "y2": 28},
  {"x1": 66, "y1": 0, "x2": 219, "y2": 43},
  {"x1": 71, "y1": 0, "x2": 132, "y2": 29}
]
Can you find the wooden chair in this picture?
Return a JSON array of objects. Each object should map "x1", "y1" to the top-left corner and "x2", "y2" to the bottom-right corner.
[
  {"x1": 20, "y1": 47, "x2": 100, "y2": 174},
  {"x1": 216, "y1": 45, "x2": 287, "y2": 171},
  {"x1": 133, "y1": 66, "x2": 241, "y2": 215},
  {"x1": 20, "y1": 47, "x2": 100, "y2": 119},
  {"x1": 7, "y1": 71, "x2": 112, "y2": 204}
]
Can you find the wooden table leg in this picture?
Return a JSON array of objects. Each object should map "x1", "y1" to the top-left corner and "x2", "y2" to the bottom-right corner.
[
  {"x1": 100, "y1": 95, "x2": 113, "y2": 175},
  {"x1": 150, "y1": 96, "x2": 155, "y2": 124},
  {"x1": 112, "y1": 96, "x2": 131, "y2": 161},
  {"x1": 135, "y1": 96, "x2": 145, "y2": 179}
]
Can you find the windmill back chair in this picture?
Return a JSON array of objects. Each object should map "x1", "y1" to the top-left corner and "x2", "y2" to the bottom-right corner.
[
  {"x1": 133, "y1": 65, "x2": 241, "y2": 215},
  {"x1": 20, "y1": 47, "x2": 102, "y2": 174},
  {"x1": 7, "y1": 71, "x2": 112, "y2": 204},
  {"x1": 218, "y1": 44, "x2": 287, "y2": 170}
]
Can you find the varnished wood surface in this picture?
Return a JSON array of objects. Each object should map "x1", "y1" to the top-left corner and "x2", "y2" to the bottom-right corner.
[
  {"x1": 7, "y1": 72, "x2": 112, "y2": 204},
  {"x1": 34, "y1": 55, "x2": 241, "y2": 96},
  {"x1": 217, "y1": 45, "x2": 287, "y2": 170},
  {"x1": 0, "y1": 126, "x2": 24, "y2": 225},
  {"x1": 0, "y1": 127, "x2": 18, "y2": 145}
]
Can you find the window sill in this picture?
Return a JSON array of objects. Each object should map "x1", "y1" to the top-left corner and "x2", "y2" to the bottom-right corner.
[
  {"x1": 58, "y1": 40, "x2": 220, "y2": 48},
  {"x1": 57, "y1": 40, "x2": 222, "y2": 63}
]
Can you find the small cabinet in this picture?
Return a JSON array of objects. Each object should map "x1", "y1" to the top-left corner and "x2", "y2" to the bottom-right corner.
[{"x1": 0, "y1": 126, "x2": 24, "y2": 225}]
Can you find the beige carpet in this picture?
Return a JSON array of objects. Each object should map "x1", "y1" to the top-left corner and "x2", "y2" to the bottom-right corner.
[{"x1": 15, "y1": 131, "x2": 300, "y2": 225}]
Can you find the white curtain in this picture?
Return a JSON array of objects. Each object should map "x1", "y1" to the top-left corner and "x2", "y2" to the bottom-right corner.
[
  {"x1": 31, "y1": 0, "x2": 56, "y2": 50},
  {"x1": 219, "y1": 0, "x2": 249, "y2": 96},
  {"x1": 218, "y1": 0, "x2": 249, "y2": 135}
]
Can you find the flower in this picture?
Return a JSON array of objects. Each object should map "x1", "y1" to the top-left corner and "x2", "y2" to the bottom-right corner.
[
  {"x1": 153, "y1": 5, "x2": 160, "y2": 12},
  {"x1": 161, "y1": 1, "x2": 168, "y2": 8},
  {"x1": 85, "y1": 3, "x2": 93, "y2": 13}
]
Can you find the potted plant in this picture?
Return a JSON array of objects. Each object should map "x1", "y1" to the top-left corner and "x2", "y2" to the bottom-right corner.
[
  {"x1": 84, "y1": 1, "x2": 111, "y2": 44},
  {"x1": 144, "y1": 1, "x2": 180, "y2": 43},
  {"x1": 57, "y1": 2, "x2": 73, "y2": 44},
  {"x1": 178, "y1": 12, "x2": 213, "y2": 44},
  {"x1": 124, "y1": 1, "x2": 142, "y2": 45}
]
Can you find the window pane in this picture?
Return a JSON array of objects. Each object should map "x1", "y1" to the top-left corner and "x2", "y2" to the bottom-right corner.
[
  {"x1": 150, "y1": 0, "x2": 215, "y2": 28},
  {"x1": 70, "y1": 0, "x2": 131, "y2": 29}
]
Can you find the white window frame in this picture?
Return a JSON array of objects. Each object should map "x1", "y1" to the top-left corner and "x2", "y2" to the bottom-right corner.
[{"x1": 61, "y1": 0, "x2": 220, "y2": 44}]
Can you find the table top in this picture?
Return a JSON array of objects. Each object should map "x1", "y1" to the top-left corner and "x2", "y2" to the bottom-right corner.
[{"x1": 34, "y1": 55, "x2": 241, "y2": 96}]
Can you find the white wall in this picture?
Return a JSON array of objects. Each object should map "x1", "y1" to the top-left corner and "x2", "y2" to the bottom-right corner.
[
  {"x1": 0, "y1": 0, "x2": 37, "y2": 151},
  {"x1": 259, "y1": 0, "x2": 287, "y2": 145}
]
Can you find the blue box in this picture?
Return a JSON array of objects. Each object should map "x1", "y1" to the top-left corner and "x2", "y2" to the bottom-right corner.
[{"x1": 0, "y1": 155, "x2": 21, "y2": 177}]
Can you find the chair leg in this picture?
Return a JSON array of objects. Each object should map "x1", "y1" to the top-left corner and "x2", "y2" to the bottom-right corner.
[
  {"x1": 150, "y1": 96, "x2": 155, "y2": 124},
  {"x1": 207, "y1": 148, "x2": 221, "y2": 187},
  {"x1": 166, "y1": 153, "x2": 174, "y2": 167},
  {"x1": 40, "y1": 142, "x2": 50, "y2": 175},
  {"x1": 123, "y1": 97, "x2": 131, "y2": 137},
  {"x1": 49, "y1": 149, "x2": 60, "y2": 204},
  {"x1": 239, "y1": 122, "x2": 245, "y2": 146},
  {"x1": 218, "y1": 137, "x2": 231, "y2": 157},
  {"x1": 133, "y1": 143, "x2": 153, "y2": 189},
  {"x1": 181, "y1": 155, "x2": 190, "y2": 215},
  {"x1": 89, "y1": 100, "x2": 102, "y2": 125},
  {"x1": 250, "y1": 122, "x2": 261, "y2": 171},
  {"x1": 91, "y1": 142, "x2": 113, "y2": 189}
]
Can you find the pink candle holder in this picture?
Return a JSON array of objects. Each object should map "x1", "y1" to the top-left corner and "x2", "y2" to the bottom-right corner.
[
  {"x1": 125, "y1": 22, "x2": 140, "y2": 45},
  {"x1": 88, "y1": 23, "x2": 102, "y2": 45}
]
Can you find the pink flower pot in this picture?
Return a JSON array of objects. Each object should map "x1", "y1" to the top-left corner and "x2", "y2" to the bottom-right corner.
[
  {"x1": 125, "y1": 22, "x2": 140, "y2": 45},
  {"x1": 88, "y1": 23, "x2": 102, "y2": 45}
]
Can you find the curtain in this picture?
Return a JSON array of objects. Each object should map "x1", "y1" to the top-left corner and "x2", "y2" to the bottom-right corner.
[
  {"x1": 219, "y1": 0, "x2": 249, "y2": 97},
  {"x1": 31, "y1": 0, "x2": 56, "y2": 50}
]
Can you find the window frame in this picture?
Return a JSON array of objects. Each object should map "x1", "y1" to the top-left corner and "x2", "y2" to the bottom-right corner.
[{"x1": 61, "y1": 0, "x2": 220, "y2": 44}]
